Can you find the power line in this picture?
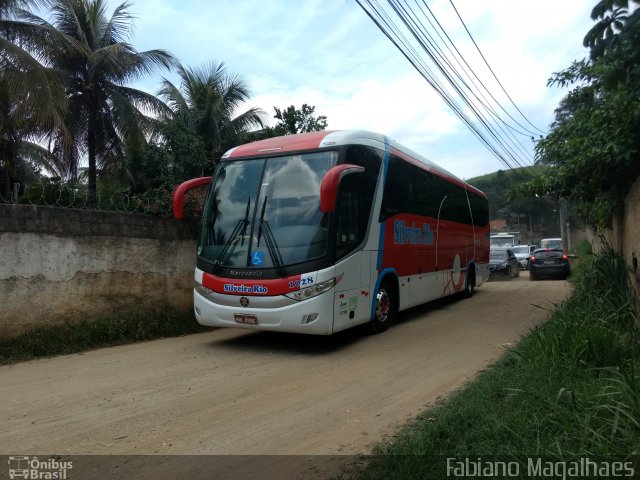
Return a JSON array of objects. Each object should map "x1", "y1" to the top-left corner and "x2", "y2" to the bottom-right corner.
[
  {"x1": 389, "y1": 0, "x2": 534, "y2": 170},
  {"x1": 448, "y1": 0, "x2": 547, "y2": 135},
  {"x1": 392, "y1": 0, "x2": 535, "y2": 166},
  {"x1": 416, "y1": 0, "x2": 541, "y2": 142},
  {"x1": 355, "y1": 0, "x2": 544, "y2": 178},
  {"x1": 357, "y1": 0, "x2": 529, "y2": 177}
]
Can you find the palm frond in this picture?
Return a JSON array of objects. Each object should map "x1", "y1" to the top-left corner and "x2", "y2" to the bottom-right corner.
[
  {"x1": 50, "y1": 0, "x2": 81, "y2": 41},
  {"x1": 115, "y1": 84, "x2": 172, "y2": 118},
  {"x1": 99, "y1": 0, "x2": 134, "y2": 45},
  {"x1": 157, "y1": 77, "x2": 189, "y2": 117},
  {"x1": 0, "y1": 0, "x2": 53, "y2": 19},
  {"x1": 227, "y1": 107, "x2": 266, "y2": 133}
]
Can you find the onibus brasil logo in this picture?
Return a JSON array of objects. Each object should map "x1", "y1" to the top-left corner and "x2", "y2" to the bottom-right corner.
[{"x1": 8, "y1": 456, "x2": 73, "y2": 479}]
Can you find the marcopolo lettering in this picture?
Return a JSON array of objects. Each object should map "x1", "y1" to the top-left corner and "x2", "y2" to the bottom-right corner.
[{"x1": 393, "y1": 220, "x2": 434, "y2": 246}]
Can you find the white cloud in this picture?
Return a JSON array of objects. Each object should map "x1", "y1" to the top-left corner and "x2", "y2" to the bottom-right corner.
[{"x1": 107, "y1": 0, "x2": 597, "y2": 178}]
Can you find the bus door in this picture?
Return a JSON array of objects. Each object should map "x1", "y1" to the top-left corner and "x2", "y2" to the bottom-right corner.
[
  {"x1": 333, "y1": 250, "x2": 371, "y2": 332},
  {"x1": 331, "y1": 173, "x2": 375, "y2": 332}
]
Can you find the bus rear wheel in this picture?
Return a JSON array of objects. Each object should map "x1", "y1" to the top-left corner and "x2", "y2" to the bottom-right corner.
[
  {"x1": 462, "y1": 268, "x2": 475, "y2": 298},
  {"x1": 369, "y1": 280, "x2": 396, "y2": 334}
]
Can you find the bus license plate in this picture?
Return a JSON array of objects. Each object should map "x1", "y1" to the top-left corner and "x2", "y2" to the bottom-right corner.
[{"x1": 234, "y1": 314, "x2": 258, "y2": 325}]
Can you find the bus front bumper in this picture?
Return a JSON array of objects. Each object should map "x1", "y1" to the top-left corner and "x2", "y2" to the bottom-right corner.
[{"x1": 193, "y1": 289, "x2": 336, "y2": 335}]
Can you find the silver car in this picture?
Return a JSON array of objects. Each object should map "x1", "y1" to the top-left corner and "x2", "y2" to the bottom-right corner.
[{"x1": 511, "y1": 245, "x2": 535, "y2": 269}]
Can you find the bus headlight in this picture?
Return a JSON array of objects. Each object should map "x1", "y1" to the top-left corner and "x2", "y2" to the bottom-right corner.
[
  {"x1": 195, "y1": 280, "x2": 214, "y2": 296},
  {"x1": 285, "y1": 278, "x2": 337, "y2": 301}
]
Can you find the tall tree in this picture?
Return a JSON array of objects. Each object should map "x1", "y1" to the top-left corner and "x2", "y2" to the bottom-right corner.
[
  {"x1": 0, "y1": 0, "x2": 69, "y2": 199},
  {"x1": 272, "y1": 104, "x2": 328, "y2": 135},
  {"x1": 523, "y1": 0, "x2": 640, "y2": 228},
  {"x1": 158, "y1": 62, "x2": 265, "y2": 166},
  {"x1": 45, "y1": 0, "x2": 175, "y2": 206},
  {"x1": 238, "y1": 103, "x2": 330, "y2": 143}
]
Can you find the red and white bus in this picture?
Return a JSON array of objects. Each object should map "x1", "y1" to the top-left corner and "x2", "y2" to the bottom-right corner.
[{"x1": 173, "y1": 130, "x2": 490, "y2": 335}]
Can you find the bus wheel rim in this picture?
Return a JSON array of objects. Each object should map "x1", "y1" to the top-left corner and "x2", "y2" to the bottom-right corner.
[{"x1": 376, "y1": 288, "x2": 390, "y2": 322}]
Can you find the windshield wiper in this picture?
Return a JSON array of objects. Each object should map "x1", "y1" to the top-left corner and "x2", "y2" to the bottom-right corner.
[
  {"x1": 213, "y1": 197, "x2": 251, "y2": 273},
  {"x1": 256, "y1": 196, "x2": 267, "y2": 248},
  {"x1": 257, "y1": 196, "x2": 284, "y2": 275}
]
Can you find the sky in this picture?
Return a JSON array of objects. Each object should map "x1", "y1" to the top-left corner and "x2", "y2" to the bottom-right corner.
[{"x1": 107, "y1": 0, "x2": 595, "y2": 180}]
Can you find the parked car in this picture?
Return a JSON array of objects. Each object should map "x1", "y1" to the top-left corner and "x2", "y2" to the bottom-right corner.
[
  {"x1": 529, "y1": 248, "x2": 571, "y2": 280},
  {"x1": 489, "y1": 247, "x2": 519, "y2": 280},
  {"x1": 511, "y1": 245, "x2": 533, "y2": 269}
]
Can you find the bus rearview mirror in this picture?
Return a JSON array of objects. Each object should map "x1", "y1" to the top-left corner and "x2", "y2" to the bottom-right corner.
[
  {"x1": 319, "y1": 164, "x2": 365, "y2": 213},
  {"x1": 172, "y1": 177, "x2": 212, "y2": 220}
]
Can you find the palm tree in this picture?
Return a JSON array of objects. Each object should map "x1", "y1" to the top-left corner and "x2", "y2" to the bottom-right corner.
[
  {"x1": 45, "y1": 0, "x2": 176, "y2": 206},
  {"x1": 583, "y1": 0, "x2": 639, "y2": 58},
  {"x1": 158, "y1": 62, "x2": 265, "y2": 165},
  {"x1": 0, "y1": 0, "x2": 69, "y2": 200}
]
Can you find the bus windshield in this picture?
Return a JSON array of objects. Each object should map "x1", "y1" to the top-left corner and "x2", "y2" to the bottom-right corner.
[{"x1": 198, "y1": 151, "x2": 338, "y2": 269}]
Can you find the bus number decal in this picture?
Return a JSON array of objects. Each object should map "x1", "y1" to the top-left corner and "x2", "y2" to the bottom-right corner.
[{"x1": 289, "y1": 276, "x2": 314, "y2": 289}]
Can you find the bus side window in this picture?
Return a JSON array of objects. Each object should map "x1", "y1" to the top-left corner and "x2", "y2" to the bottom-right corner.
[
  {"x1": 379, "y1": 155, "x2": 410, "y2": 220},
  {"x1": 336, "y1": 190, "x2": 359, "y2": 258}
]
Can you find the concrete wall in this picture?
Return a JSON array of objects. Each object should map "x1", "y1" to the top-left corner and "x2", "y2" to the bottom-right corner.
[
  {"x1": 599, "y1": 175, "x2": 640, "y2": 302},
  {"x1": 0, "y1": 205, "x2": 197, "y2": 338}
]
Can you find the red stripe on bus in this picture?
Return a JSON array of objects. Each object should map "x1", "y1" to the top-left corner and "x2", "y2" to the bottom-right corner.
[
  {"x1": 226, "y1": 131, "x2": 335, "y2": 158},
  {"x1": 202, "y1": 272, "x2": 302, "y2": 296},
  {"x1": 380, "y1": 213, "x2": 489, "y2": 277}
]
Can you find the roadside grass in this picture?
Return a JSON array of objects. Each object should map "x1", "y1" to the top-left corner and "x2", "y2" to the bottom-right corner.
[
  {"x1": 0, "y1": 309, "x2": 209, "y2": 365},
  {"x1": 569, "y1": 238, "x2": 595, "y2": 284},
  {"x1": 356, "y1": 240, "x2": 639, "y2": 479},
  {"x1": 574, "y1": 238, "x2": 594, "y2": 260}
]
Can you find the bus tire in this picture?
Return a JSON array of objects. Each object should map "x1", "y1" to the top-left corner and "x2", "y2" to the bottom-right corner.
[
  {"x1": 369, "y1": 279, "x2": 396, "y2": 334},
  {"x1": 462, "y1": 268, "x2": 475, "y2": 298}
]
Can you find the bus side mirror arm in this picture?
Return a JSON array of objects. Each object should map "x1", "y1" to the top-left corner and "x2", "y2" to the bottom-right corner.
[
  {"x1": 173, "y1": 177, "x2": 212, "y2": 220},
  {"x1": 319, "y1": 164, "x2": 365, "y2": 213}
]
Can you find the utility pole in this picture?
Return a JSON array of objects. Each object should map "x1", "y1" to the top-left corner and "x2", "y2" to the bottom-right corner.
[
  {"x1": 559, "y1": 198, "x2": 568, "y2": 252},
  {"x1": 529, "y1": 214, "x2": 533, "y2": 245}
]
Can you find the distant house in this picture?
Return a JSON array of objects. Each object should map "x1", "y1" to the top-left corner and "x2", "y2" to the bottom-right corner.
[{"x1": 490, "y1": 219, "x2": 507, "y2": 231}]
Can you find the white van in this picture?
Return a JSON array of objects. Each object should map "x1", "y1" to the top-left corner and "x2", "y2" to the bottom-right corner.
[{"x1": 540, "y1": 238, "x2": 563, "y2": 250}]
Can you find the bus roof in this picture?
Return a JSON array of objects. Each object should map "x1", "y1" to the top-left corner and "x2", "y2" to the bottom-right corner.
[{"x1": 222, "y1": 130, "x2": 485, "y2": 197}]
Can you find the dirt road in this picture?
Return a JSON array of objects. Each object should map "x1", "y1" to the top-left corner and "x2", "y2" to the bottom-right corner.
[{"x1": 0, "y1": 272, "x2": 569, "y2": 457}]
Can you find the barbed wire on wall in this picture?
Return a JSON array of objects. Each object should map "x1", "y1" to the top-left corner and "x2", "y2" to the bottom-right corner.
[{"x1": 0, "y1": 180, "x2": 208, "y2": 219}]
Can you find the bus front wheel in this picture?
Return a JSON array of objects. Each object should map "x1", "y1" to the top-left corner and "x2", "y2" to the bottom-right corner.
[{"x1": 369, "y1": 280, "x2": 396, "y2": 334}]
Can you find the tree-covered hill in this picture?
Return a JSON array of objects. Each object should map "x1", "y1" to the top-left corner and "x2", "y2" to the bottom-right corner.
[{"x1": 467, "y1": 167, "x2": 561, "y2": 238}]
